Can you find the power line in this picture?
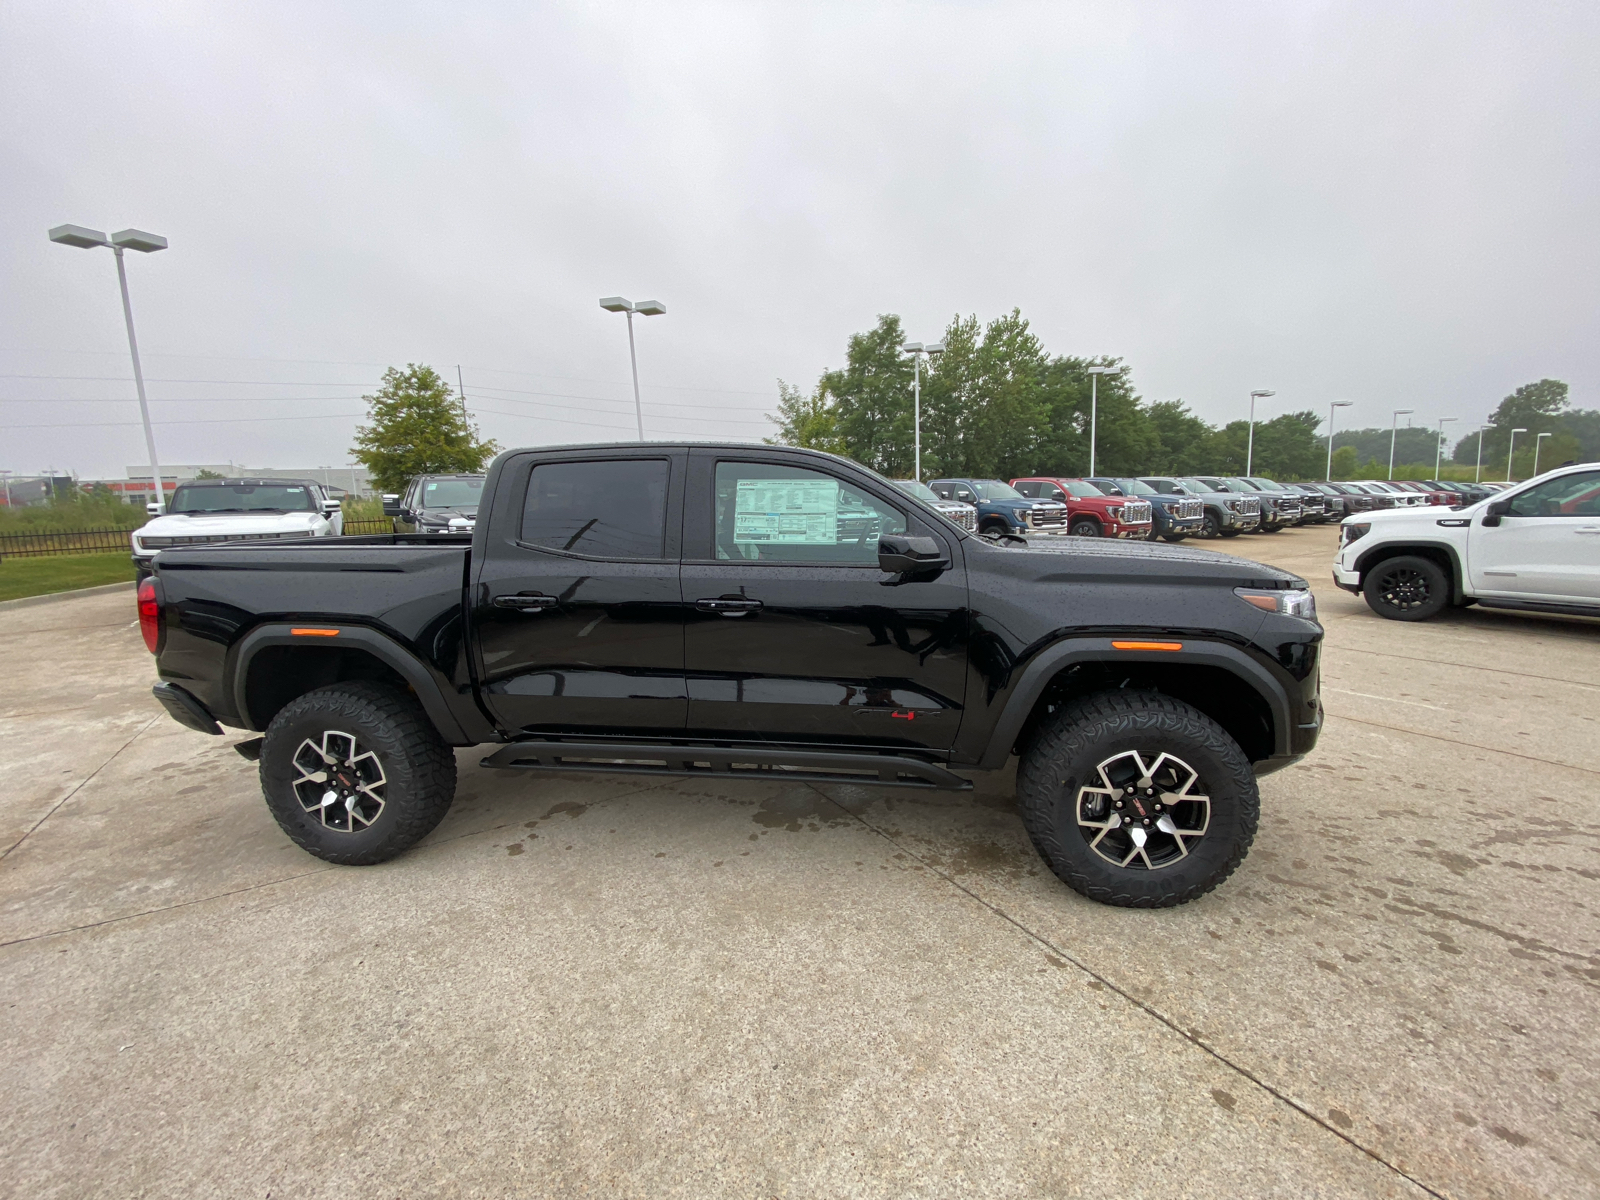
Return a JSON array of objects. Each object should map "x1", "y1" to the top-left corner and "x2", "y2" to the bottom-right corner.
[{"x1": 5, "y1": 412, "x2": 368, "y2": 430}]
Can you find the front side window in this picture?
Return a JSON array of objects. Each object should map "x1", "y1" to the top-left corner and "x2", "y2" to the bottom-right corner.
[
  {"x1": 1014, "y1": 481, "x2": 1040, "y2": 497},
  {"x1": 169, "y1": 484, "x2": 317, "y2": 514},
  {"x1": 521, "y1": 458, "x2": 670, "y2": 558},
  {"x1": 1142, "y1": 479, "x2": 1183, "y2": 495},
  {"x1": 1505, "y1": 471, "x2": 1600, "y2": 518},
  {"x1": 714, "y1": 462, "x2": 906, "y2": 563}
]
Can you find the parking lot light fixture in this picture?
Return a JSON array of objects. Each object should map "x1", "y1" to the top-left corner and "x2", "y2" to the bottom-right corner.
[
  {"x1": 1474, "y1": 425, "x2": 1490, "y2": 482},
  {"x1": 1533, "y1": 431, "x2": 1552, "y2": 477},
  {"x1": 1245, "y1": 390, "x2": 1275, "y2": 477},
  {"x1": 48, "y1": 221, "x2": 170, "y2": 512},
  {"x1": 902, "y1": 341, "x2": 945, "y2": 479},
  {"x1": 1088, "y1": 366, "x2": 1119, "y2": 476},
  {"x1": 599, "y1": 296, "x2": 667, "y2": 440},
  {"x1": 1388, "y1": 408, "x2": 1415, "y2": 480},
  {"x1": 1507, "y1": 427, "x2": 1528, "y2": 481},
  {"x1": 1326, "y1": 400, "x2": 1353, "y2": 479},
  {"x1": 1434, "y1": 417, "x2": 1459, "y2": 477}
]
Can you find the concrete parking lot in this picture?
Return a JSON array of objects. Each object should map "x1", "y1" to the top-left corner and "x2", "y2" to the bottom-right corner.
[{"x1": 2, "y1": 524, "x2": 1596, "y2": 1199}]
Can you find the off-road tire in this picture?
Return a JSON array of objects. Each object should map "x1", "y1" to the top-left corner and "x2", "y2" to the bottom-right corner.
[
  {"x1": 1362, "y1": 554, "x2": 1450, "y2": 622},
  {"x1": 260, "y1": 682, "x2": 457, "y2": 865},
  {"x1": 1069, "y1": 518, "x2": 1103, "y2": 538},
  {"x1": 1016, "y1": 691, "x2": 1259, "y2": 908}
]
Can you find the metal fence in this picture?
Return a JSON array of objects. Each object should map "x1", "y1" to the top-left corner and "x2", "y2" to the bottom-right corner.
[{"x1": 1, "y1": 518, "x2": 398, "y2": 559}]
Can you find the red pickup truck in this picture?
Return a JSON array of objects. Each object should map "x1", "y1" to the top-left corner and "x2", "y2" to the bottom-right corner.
[{"x1": 1011, "y1": 477, "x2": 1155, "y2": 539}]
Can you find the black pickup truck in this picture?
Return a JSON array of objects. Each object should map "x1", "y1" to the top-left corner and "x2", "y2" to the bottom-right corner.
[{"x1": 141, "y1": 442, "x2": 1323, "y2": 907}]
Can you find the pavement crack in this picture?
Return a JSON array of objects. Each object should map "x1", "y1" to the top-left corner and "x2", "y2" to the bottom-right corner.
[
  {"x1": 1330, "y1": 646, "x2": 1600, "y2": 692},
  {"x1": 805, "y1": 781, "x2": 1447, "y2": 1200},
  {"x1": 0, "y1": 714, "x2": 160, "y2": 862},
  {"x1": 1327, "y1": 712, "x2": 1600, "y2": 776}
]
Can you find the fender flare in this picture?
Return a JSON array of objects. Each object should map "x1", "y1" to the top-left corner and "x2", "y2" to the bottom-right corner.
[
  {"x1": 1350, "y1": 539, "x2": 1465, "y2": 602},
  {"x1": 973, "y1": 636, "x2": 1296, "y2": 770},
  {"x1": 229, "y1": 623, "x2": 474, "y2": 744}
]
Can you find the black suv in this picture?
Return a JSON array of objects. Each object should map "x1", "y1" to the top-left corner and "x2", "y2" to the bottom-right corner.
[
  {"x1": 382, "y1": 474, "x2": 486, "y2": 533},
  {"x1": 140, "y1": 443, "x2": 1323, "y2": 908}
]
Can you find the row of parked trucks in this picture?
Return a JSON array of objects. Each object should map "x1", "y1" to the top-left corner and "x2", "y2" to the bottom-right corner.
[{"x1": 906, "y1": 474, "x2": 1492, "y2": 543}]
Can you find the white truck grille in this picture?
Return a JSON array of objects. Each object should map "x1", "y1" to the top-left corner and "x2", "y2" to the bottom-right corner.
[
  {"x1": 1174, "y1": 499, "x2": 1202, "y2": 520},
  {"x1": 1028, "y1": 504, "x2": 1068, "y2": 528},
  {"x1": 1120, "y1": 500, "x2": 1153, "y2": 524}
]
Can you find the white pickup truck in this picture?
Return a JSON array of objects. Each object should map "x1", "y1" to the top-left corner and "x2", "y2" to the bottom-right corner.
[
  {"x1": 1333, "y1": 462, "x2": 1600, "y2": 621},
  {"x1": 131, "y1": 478, "x2": 344, "y2": 578}
]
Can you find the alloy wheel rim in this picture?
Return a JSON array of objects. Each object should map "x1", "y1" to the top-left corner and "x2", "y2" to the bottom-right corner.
[
  {"x1": 1075, "y1": 749, "x2": 1210, "y2": 870},
  {"x1": 292, "y1": 730, "x2": 387, "y2": 832},
  {"x1": 1376, "y1": 566, "x2": 1431, "y2": 610}
]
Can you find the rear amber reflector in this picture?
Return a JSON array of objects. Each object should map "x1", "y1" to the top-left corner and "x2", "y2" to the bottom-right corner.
[
  {"x1": 291, "y1": 628, "x2": 340, "y2": 637},
  {"x1": 1111, "y1": 640, "x2": 1182, "y2": 652}
]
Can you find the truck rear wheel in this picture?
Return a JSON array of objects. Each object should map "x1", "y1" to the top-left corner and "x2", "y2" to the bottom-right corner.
[
  {"x1": 260, "y1": 682, "x2": 457, "y2": 865},
  {"x1": 1016, "y1": 691, "x2": 1259, "y2": 907}
]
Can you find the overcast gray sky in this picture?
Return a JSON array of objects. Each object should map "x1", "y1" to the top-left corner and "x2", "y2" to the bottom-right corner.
[{"x1": 3, "y1": 1, "x2": 1597, "y2": 480}]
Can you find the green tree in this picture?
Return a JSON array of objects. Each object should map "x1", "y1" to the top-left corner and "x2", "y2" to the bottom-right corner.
[
  {"x1": 1329, "y1": 445, "x2": 1359, "y2": 479},
  {"x1": 1452, "y1": 379, "x2": 1568, "y2": 468},
  {"x1": 1143, "y1": 400, "x2": 1213, "y2": 475},
  {"x1": 765, "y1": 379, "x2": 842, "y2": 453},
  {"x1": 193, "y1": 468, "x2": 226, "y2": 480},
  {"x1": 1246, "y1": 410, "x2": 1324, "y2": 480},
  {"x1": 821, "y1": 315, "x2": 916, "y2": 476},
  {"x1": 351, "y1": 364, "x2": 499, "y2": 494}
]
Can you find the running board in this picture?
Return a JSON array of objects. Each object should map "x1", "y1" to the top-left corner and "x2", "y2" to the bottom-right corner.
[{"x1": 480, "y1": 740, "x2": 973, "y2": 790}]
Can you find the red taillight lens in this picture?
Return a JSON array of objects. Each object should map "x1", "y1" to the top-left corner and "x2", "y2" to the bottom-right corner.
[{"x1": 138, "y1": 578, "x2": 161, "y2": 654}]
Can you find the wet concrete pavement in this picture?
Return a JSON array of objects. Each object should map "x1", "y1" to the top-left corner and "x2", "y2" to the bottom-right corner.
[{"x1": 2, "y1": 525, "x2": 1596, "y2": 1198}]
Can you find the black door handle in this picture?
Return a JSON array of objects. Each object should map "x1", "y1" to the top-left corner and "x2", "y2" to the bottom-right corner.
[
  {"x1": 696, "y1": 597, "x2": 763, "y2": 616},
  {"x1": 493, "y1": 594, "x2": 558, "y2": 611}
]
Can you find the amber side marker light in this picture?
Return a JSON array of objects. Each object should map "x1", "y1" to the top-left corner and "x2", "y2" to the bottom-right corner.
[
  {"x1": 291, "y1": 628, "x2": 340, "y2": 637},
  {"x1": 1111, "y1": 640, "x2": 1182, "y2": 652}
]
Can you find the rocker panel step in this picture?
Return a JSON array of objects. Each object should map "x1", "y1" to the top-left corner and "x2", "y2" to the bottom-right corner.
[{"x1": 480, "y1": 740, "x2": 973, "y2": 790}]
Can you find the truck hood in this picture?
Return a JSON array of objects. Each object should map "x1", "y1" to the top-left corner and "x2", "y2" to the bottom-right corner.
[
  {"x1": 136, "y1": 511, "x2": 325, "y2": 540},
  {"x1": 413, "y1": 506, "x2": 478, "y2": 523},
  {"x1": 1006, "y1": 532, "x2": 1306, "y2": 588},
  {"x1": 1342, "y1": 503, "x2": 1474, "y2": 529}
]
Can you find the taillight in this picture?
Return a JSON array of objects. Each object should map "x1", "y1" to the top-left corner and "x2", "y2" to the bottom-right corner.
[{"x1": 138, "y1": 578, "x2": 162, "y2": 654}]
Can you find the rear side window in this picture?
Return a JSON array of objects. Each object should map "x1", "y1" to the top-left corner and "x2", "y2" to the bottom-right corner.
[
  {"x1": 521, "y1": 459, "x2": 670, "y2": 558},
  {"x1": 713, "y1": 461, "x2": 906, "y2": 563},
  {"x1": 1014, "y1": 481, "x2": 1040, "y2": 497}
]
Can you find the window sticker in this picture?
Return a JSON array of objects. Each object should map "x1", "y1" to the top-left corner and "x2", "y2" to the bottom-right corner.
[{"x1": 733, "y1": 477, "x2": 839, "y2": 544}]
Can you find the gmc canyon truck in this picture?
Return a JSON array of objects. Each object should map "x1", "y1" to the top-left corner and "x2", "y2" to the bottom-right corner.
[{"x1": 141, "y1": 443, "x2": 1324, "y2": 908}]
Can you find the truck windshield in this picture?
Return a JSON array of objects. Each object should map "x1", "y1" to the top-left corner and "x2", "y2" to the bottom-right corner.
[
  {"x1": 169, "y1": 484, "x2": 317, "y2": 514},
  {"x1": 1181, "y1": 477, "x2": 1226, "y2": 492},
  {"x1": 1107, "y1": 478, "x2": 1157, "y2": 496},
  {"x1": 421, "y1": 478, "x2": 484, "y2": 509},
  {"x1": 1142, "y1": 479, "x2": 1189, "y2": 495},
  {"x1": 1245, "y1": 477, "x2": 1287, "y2": 490},
  {"x1": 894, "y1": 480, "x2": 942, "y2": 502},
  {"x1": 1057, "y1": 480, "x2": 1106, "y2": 498},
  {"x1": 971, "y1": 481, "x2": 1023, "y2": 500}
]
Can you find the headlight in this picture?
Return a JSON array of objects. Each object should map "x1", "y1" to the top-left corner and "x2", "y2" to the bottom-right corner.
[
  {"x1": 1234, "y1": 587, "x2": 1317, "y2": 619},
  {"x1": 1225, "y1": 499, "x2": 1240, "y2": 511},
  {"x1": 1108, "y1": 506, "x2": 1123, "y2": 520},
  {"x1": 1341, "y1": 522, "x2": 1370, "y2": 546}
]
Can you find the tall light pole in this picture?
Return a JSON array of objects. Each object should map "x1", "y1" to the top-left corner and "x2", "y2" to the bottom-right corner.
[
  {"x1": 1434, "y1": 417, "x2": 1458, "y2": 478},
  {"x1": 48, "y1": 223, "x2": 170, "y2": 511},
  {"x1": 598, "y1": 296, "x2": 667, "y2": 440},
  {"x1": 901, "y1": 341, "x2": 945, "y2": 480},
  {"x1": 1533, "y1": 431, "x2": 1551, "y2": 477},
  {"x1": 1507, "y1": 427, "x2": 1527, "y2": 481},
  {"x1": 1474, "y1": 425, "x2": 1489, "y2": 482},
  {"x1": 1325, "y1": 400, "x2": 1353, "y2": 479},
  {"x1": 0, "y1": 470, "x2": 11, "y2": 510},
  {"x1": 1088, "y1": 366, "x2": 1118, "y2": 476},
  {"x1": 1388, "y1": 408, "x2": 1415, "y2": 480},
  {"x1": 1245, "y1": 389, "x2": 1275, "y2": 477}
]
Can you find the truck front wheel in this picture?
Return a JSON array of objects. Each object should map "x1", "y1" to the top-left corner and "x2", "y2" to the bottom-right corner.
[
  {"x1": 260, "y1": 682, "x2": 458, "y2": 865},
  {"x1": 1069, "y1": 518, "x2": 1102, "y2": 537},
  {"x1": 1361, "y1": 555, "x2": 1450, "y2": 621},
  {"x1": 1016, "y1": 691, "x2": 1259, "y2": 907}
]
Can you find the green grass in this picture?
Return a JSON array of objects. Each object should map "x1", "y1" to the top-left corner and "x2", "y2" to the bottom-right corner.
[{"x1": 0, "y1": 553, "x2": 138, "y2": 602}]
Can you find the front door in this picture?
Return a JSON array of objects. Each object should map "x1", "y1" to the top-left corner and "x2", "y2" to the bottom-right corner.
[
  {"x1": 473, "y1": 450, "x2": 687, "y2": 737},
  {"x1": 680, "y1": 451, "x2": 968, "y2": 751},
  {"x1": 1468, "y1": 470, "x2": 1600, "y2": 603}
]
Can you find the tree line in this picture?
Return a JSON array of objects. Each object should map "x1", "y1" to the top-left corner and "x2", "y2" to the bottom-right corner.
[{"x1": 769, "y1": 312, "x2": 1596, "y2": 482}]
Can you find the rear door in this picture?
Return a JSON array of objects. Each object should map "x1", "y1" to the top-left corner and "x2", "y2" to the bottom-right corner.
[
  {"x1": 472, "y1": 449, "x2": 688, "y2": 737},
  {"x1": 1467, "y1": 470, "x2": 1600, "y2": 604},
  {"x1": 681, "y1": 450, "x2": 968, "y2": 750}
]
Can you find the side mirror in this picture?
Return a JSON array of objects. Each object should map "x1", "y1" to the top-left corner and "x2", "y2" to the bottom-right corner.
[
  {"x1": 322, "y1": 499, "x2": 342, "y2": 515},
  {"x1": 146, "y1": 502, "x2": 162, "y2": 515},
  {"x1": 878, "y1": 535, "x2": 949, "y2": 577},
  {"x1": 1481, "y1": 499, "x2": 1511, "y2": 528},
  {"x1": 381, "y1": 494, "x2": 402, "y2": 517}
]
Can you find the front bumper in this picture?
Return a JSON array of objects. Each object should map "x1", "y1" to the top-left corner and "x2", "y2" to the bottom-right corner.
[
  {"x1": 1108, "y1": 522, "x2": 1154, "y2": 539},
  {"x1": 1332, "y1": 563, "x2": 1361, "y2": 593},
  {"x1": 1223, "y1": 510, "x2": 1261, "y2": 530}
]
